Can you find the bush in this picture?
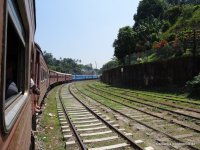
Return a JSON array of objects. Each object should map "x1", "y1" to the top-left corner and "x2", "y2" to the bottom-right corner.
[
  {"x1": 152, "y1": 40, "x2": 168, "y2": 50},
  {"x1": 162, "y1": 21, "x2": 171, "y2": 32},
  {"x1": 156, "y1": 44, "x2": 175, "y2": 59},
  {"x1": 164, "y1": 6, "x2": 182, "y2": 24},
  {"x1": 181, "y1": 5, "x2": 194, "y2": 19},
  {"x1": 166, "y1": 33, "x2": 176, "y2": 41},
  {"x1": 186, "y1": 73, "x2": 200, "y2": 97}
]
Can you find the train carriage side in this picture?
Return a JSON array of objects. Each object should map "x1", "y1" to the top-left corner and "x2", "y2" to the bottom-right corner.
[
  {"x1": 0, "y1": 0, "x2": 36, "y2": 149},
  {"x1": 35, "y1": 44, "x2": 49, "y2": 105},
  {"x1": 49, "y1": 70, "x2": 58, "y2": 87},
  {"x1": 57, "y1": 72, "x2": 64, "y2": 83},
  {"x1": 73, "y1": 75, "x2": 99, "y2": 81},
  {"x1": 49, "y1": 70, "x2": 72, "y2": 87},
  {"x1": 66, "y1": 73, "x2": 72, "y2": 82}
]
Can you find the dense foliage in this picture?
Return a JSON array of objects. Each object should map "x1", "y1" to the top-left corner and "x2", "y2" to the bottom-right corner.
[
  {"x1": 166, "y1": 0, "x2": 200, "y2": 5},
  {"x1": 111, "y1": 0, "x2": 200, "y2": 66},
  {"x1": 101, "y1": 58, "x2": 119, "y2": 71},
  {"x1": 43, "y1": 51, "x2": 99, "y2": 75},
  {"x1": 186, "y1": 73, "x2": 200, "y2": 96},
  {"x1": 133, "y1": 0, "x2": 166, "y2": 23},
  {"x1": 113, "y1": 26, "x2": 137, "y2": 64}
]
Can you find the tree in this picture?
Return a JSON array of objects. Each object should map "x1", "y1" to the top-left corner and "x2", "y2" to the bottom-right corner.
[
  {"x1": 101, "y1": 58, "x2": 119, "y2": 71},
  {"x1": 163, "y1": 5, "x2": 182, "y2": 24},
  {"x1": 43, "y1": 51, "x2": 54, "y2": 66},
  {"x1": 166, "y1": 0, "x2": 179, "y2": 5},
  {"x1": 134, "y1": 0, "x2": 166, "y2": 23},
  {"x1": 43, "y1": 51, "x2": 99, "y2": 74},
  {"x1": 133, "y1": 17, "x2": 162, "y2": 52},
  {"x1": 113, "y1": 26, "x2": 137, "y2": 65},
  {"x1": 82, "y1": 64, "x2": 94, "y2": 75}
]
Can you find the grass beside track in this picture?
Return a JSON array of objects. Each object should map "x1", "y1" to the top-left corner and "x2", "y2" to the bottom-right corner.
[
  {"x1": 74, "y1": 81, "x2": 200, "y2": 149},
  {"x1": 92, "y1": 81, "x2": 200, "y2": 106},
  {"x1": 36, "y1": 86, "x2": 64, "y2": 150},
  {"x1": 74, "y1": 83, "x2": 123, "y2": 110}
]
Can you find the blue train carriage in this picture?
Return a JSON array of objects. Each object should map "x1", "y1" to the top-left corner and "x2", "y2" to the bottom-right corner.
[{"x1": 72, "y1": 75, "x2": 99, "y2": 81}]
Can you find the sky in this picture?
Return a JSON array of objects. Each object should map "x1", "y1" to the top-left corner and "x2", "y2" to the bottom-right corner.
[{"x1": 35, "y1": 0, "x2": 140, "y2": 69}]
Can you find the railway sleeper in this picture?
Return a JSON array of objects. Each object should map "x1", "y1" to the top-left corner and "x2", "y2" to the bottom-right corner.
[
  {"x1": 70, "y1": 114, "x2": 95, "y2": 118},
  {"x1": 60, "y1": 121, "x2": 68, "y2": 125},
  {"x1": 63, "y1": 134, "x2": 73, "y2": 139},
  {"x1": 73, "y1": 119, "x2": 99, "y2": 124},
  {"x1": 63, "y1": 85, "x2": 156, "y2": 150},
  {"x1": 68, "y1": 112, "x2": 90, "y2": 115},
  {"x1": 65, "y1": 141, "x2": 76, "y2": 145},
  {"x1": 75, "y1": 122, "x2": 102, "y2": 128},
  {"x1": 69, "y1": 115, "x2": 94, "y2": 120},
  {"x1": 62, "y1": 129, "x2": 71, "y2": 133},
  {"x1": 76, "y1": 126, "x2": 107, "y2": 131},
  {"x1": 83, "y1": 136, "x2": 119, "y2": 144},
  {"x1": 88, "y1": 143, "x2": 130, "y2": 150}
]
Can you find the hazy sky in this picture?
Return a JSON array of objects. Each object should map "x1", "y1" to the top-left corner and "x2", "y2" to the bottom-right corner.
[{"x1": 35, "y1": 0, "x2": 140, "y2": 69}]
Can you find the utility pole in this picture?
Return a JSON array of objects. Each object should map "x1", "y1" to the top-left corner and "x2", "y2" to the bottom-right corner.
[{"x1": 95, "y1": 61, "x2": 97, "y2": 75}]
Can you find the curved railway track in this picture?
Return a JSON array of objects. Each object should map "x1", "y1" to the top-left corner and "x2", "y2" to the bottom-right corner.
[
  {"x1": 82, "y1": 84, "x2": 200, "y2": 132},
  {"x1": 89, "y1": 84, "x2": 200, "y2": 113},
  {"x1": 84, "y1": 84, "x2": 200, "y2": 131},
  {"x1": 91, "y1": 83, "x2": 200, "y2": 107},
  {"x1": 73, "y1": 82, "x2": 200, "y2": 150},
  {"x1": 86, "y1": 84, "x2": 200, "y2": 121},
  {"x1": 56, "y1": 84, "x2": 155, "y2": 150}
]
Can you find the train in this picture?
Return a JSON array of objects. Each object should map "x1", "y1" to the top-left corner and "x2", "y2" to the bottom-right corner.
[
  {"x1": 73, "y1": 74, "x2": 99, "y2": 81},
  {"x1": 0, "y1": 1, "x2": 96, "y2": 149}
]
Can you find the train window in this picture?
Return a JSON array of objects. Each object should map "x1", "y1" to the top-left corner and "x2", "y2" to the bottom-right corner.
[
  {"x1": 40, "y1": 67, "x2": 46, "y2": 82},
  {"x1": 8, "y1": 0, "x2": 25, "y2": 43},
  {"x1": 40, "y1": 68, "x2": 42, "y2": 81},
  {"x1": 36, "y1": 64, "x2": 38, "y2": 85},
  {"x1": 43, "y1": 69, "x2": 44, "y2": 81},
  {"x1": 5, "y1": 17, "x2": 25, "y2": 106},
  {"x1": 3, "y1": 1, "x2": 27, "y2": 132}
]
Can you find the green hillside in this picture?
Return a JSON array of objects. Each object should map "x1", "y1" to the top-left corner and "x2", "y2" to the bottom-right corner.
[
  {"x1": 100, "y1": 1, "x2": 200, "y2": 96},
  {"x1": 101, "y1": 1, "x2": 200, "y2": 71},
  {"x1": 164, "y1": 5, "x2": 200, "y2": 37}
]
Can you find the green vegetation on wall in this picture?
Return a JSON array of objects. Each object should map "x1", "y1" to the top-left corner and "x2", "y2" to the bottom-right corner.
[{"x1": 186, "y1": 73, "x2": 200, "y2": 97}]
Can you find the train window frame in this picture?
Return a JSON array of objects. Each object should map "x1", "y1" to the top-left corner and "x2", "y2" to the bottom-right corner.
[
  {"x1": 8, "y1": 0, "x2": 25, "y2": 44},
  {"x1": 41, "y1": 67, "x2": 44, "y2": 82},
  {"x1": 2, "y1": 1, "x2": 28, "y2": 133}
]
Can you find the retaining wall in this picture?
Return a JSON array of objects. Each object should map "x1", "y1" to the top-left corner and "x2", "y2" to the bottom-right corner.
[{"x1": 102, "y1": 56, "x2": 200, "y2": 88}]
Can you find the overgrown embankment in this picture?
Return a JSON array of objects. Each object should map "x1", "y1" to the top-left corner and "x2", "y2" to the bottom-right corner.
[{"x1": 35, "y1": 86, "x2": 64, "y2": 150}]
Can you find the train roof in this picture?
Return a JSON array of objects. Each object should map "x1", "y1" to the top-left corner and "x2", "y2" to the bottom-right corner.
[
  {"x1": 49, "y1": 70, "x2": 72, "y2": 75},
  {"x1": 34, "y1": 43, "x2": 44, "y2": 55}
]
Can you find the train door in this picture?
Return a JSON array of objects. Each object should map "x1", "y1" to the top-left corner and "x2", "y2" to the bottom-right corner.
[
  {"x1": 31, "y1": 48, "x2": 36, "y2": 80},
  {"x1": 31, "y1": 47, "x2": 36, "y2": 112},
  {"x1": 35, "y1": 51, "x2": 40, "y2": 89}
]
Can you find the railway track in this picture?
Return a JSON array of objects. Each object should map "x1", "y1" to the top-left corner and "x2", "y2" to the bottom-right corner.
[
  {"x1": 56, "y1": 84, "x2": 155, "y2": 150},
  {"x1": 84, "y1": 84, "x2": 200, "y2": 131},
  {"x1": 86, "y1": 84, "x2": 200, "y2": 121},
  {"x1": 91, "y1": 83, "x2": 200, "y2": 107},
  {"x1": 89, "y1": 83, "x2": 200, "y2": 113},
  {"x1": 73, "y1": 82, "x2": 200, "y2": 150}
]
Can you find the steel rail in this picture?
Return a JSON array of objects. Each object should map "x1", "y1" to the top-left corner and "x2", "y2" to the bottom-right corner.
[
  {"x1": 87, "y1": 85, "x2": 200, "y2": 120},
  {"x1": 89, "y1": 84, "x2": 200, "y2": 113},
  {"x1": 58, "y1": 84, "x2": 87, "y2": 150},
  {"x1": 92, "y1": 83, "x2": 200, "y2": 106},
  {"x1": 68, "y1": 84, "x2": 144, "y2": 150},
  {"x1": 84, "y1": 86, "x2": 200, "y2": 133},
  {"x1": 74, "y1": 85, "x2": 200, "y2": 150}
]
